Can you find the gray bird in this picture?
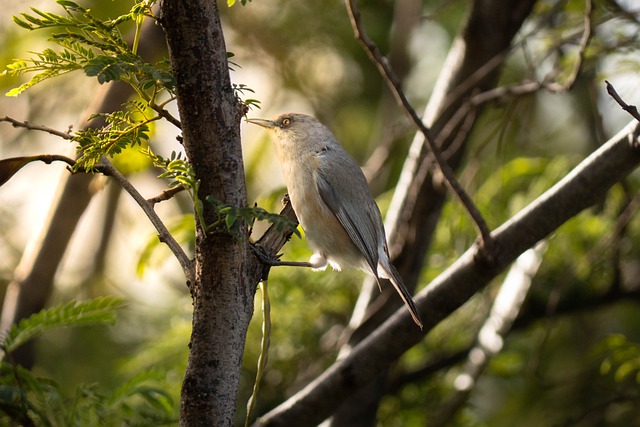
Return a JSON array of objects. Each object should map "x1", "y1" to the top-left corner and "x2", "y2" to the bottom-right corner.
[{"x1": 248, "y1": 113, "x2": 422, "y2": 328}]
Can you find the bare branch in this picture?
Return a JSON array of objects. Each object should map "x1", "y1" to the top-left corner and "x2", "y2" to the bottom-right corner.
[
  {"x1": 606, "y1": 80, "x2": 640, "y2": 124},
  {"x1": 545, "y1": 0, "x2": 594, "y2": 92},
  {"x1": 345, "y1": 0, "x2": 495, "y2": 257},
  {"x1": 146, "y1": 184, "x2": 185, "y2": 205},
  {"x1": 0, "y1": 116, "x2": 73, "y2": 140},
  {"x1": 98, "y1": 158, "x2": 194, "y2": 282},
  {"x1": 0, "y1": 155, "x2": 77, "y2": 186},
  {"x1": 150, "y1": 102, "x2": 182, "y2": 129},
  {"x1": 436, "y1": 0, "x2": 594, "y2": 153}
]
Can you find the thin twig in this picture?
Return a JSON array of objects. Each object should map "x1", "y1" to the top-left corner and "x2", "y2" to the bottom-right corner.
[
  {"x1": 546, "y1": 0, "x2": 594, "y2": 92},
  {"x1": 436, "y1": 0, "x2": 594, "y2": 157},
  {"x1": 150, "y1": 102, "x2": 182, "y2": 129},
  {"x1": 147, "y1": 184, "x2": 185, "y2": 205},
  {"x1": 345, "y1": 0, "x2": 495, "y2": 257},
  {"x1": 606, "y1": 80, "x2": 640, "y2": 124},
  {"x1": 0, "y1": 116, "x2": 74, "y2": 140},
  {"x1": 98, "y1": 158, "x2": 194, "y2": 282}
]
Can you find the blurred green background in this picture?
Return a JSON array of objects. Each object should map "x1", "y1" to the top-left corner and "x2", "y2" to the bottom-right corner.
[{"x1": 1, "y1": 0, "x2": 640, "y2": 425}]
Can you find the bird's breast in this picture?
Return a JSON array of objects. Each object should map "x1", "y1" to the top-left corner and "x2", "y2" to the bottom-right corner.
[{"x1": 279, "y1": 153, "x2": 360, "y2": 265}]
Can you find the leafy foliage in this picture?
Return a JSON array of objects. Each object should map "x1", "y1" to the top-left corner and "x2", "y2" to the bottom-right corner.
[
  {"x1": 5, "y1": 0, "x2": 173, "y2": 97},
  {"x1": 597, "y1": 334, "x2": 640, "y2": 383},
  {"x1": 4, "y1": 0, "x2": 176, "y2": 172},
  {"x1": 1, "y1": 297, "x2": 125, "y2": 356},
  {"x1": 205, "y1": 195, "x2": 301, "y2": 238},
  {"x1": 0, "y1": 297, "x2": 175, "y2": 425},
  {"x1": 146, "y1": 150, "x2": 197, "y2": 194},
  {"x1": 75, "y1": 100, "x2": 156, "y2": 170},
  {"x1": 233, "y1": 83, "x2": 261, "y2": 111},
  {"x1": 0, "y1": 363, "x2": 175, "y2": 426},
  {"x1": 144, "y1": 148, "x2": 297, "y2": 239}
]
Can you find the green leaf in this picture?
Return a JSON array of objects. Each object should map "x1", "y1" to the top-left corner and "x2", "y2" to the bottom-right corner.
[
  {"x1": 6, "y1": 69, "x2": 67, "y2": 97},
  {"x1": 2, "y1": 297, "x2": 126, "y2": 355},
  {"x1": 11, "y1": 16, "x2": 33, "y2": 30},
  {"x1": 225, "y1": 208, "x2": 238, "y2": 230},
  {"x1": 56, "y1": 0, "x2": 81, "y2": 8}
]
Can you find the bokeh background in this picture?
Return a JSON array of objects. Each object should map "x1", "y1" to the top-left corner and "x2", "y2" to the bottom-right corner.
[{"x1": 1, "y1": 0, "x2": 640, "y2": 425}]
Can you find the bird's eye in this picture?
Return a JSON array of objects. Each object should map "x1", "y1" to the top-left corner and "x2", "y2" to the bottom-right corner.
[{"x1": 281, "y1": 118, "x2": 291, "y2": 127}]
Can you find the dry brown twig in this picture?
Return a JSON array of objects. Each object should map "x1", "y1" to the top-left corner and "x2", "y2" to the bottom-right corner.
[
  {"x1": 606, "y1": 80, "x2": 640, "y2": 124},
  {"x1": 345, "y1": 0, "x2": 495, "y2": 258},
  {"x1": 1, "y1": 116, "x2": 74, "y2": 140}
]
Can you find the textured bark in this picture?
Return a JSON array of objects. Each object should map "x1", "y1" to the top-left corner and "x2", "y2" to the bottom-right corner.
[
  {"x1": 159, "y1": 1, "x2": 254, "y2": 425},
  {"x1": 0, "y1": 20, "x2": 166, "y2": 368},
  {"x1": 331, "y1": 0, "x2": 537, "y2": 425}
]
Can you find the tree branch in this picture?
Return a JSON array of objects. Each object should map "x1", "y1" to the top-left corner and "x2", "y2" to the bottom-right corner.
[
  {"x1": 150, "y1": 101, "x2": 182, "y2": 129},
  {"x1": 97, "y1": 158, "x2": 194, "y2": 282},
  {"x1": 606, "y1": 80, "x2": 640, "y2": 124},
  {"x1": 345, "y1": 0, "x2": 494, "y2": 256},
  {"x1": 0, "y1": 116, "x2": 194, "y2": 282},
  {"x1": 254, "y1": 121, "x2": 640, "y2": 426},
  {"x1": 388, "y1": 275, "x2": 640, "y2": 393},
  {"x1": 146, "y1": 184, "x2": 185, "y2": 205},
  {"x1": 0, "y1": 116, "x2": 73, "y2": 140}
]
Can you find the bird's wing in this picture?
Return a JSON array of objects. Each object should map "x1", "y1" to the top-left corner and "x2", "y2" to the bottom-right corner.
[{"x1": 315, "y1": 161, "x2": 380, "y2": 275}]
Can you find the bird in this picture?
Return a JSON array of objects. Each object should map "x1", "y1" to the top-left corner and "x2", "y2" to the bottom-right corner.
[{"x1": 247, "y1": 113, "x2": 422, "y2": 328}]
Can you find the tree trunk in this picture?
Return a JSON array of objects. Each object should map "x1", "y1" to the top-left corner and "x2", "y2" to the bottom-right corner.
[{"x1": 159, "y1": 1, "x2": 254, "y2": 425}]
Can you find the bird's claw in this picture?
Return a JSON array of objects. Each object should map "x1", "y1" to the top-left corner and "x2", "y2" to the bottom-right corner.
[{"x1": 250, "y1": 244, "x2": 283, "y2": 266}]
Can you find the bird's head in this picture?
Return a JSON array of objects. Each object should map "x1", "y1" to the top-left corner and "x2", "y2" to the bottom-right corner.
[{"x1": 247, "y1": 113, "x2": 337, "y2": 154}]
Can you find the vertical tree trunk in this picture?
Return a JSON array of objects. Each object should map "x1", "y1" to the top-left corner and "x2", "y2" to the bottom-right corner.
[{"x1": 160, "y1": 1, "x2": 252, "y2": 425}]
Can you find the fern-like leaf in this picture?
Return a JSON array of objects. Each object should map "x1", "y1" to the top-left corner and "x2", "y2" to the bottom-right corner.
[{"x1": 2, "y1": 297, "x2": 125, "y2": 355}]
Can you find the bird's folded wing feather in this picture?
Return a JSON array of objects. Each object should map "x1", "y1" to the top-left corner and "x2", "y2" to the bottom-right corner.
[{"x1": 315, "y1": 164, "x2": 379, "y2": 275}]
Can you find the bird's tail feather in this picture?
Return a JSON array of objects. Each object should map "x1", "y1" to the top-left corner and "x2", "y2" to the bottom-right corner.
[{"x1": 379, "y1": 262, "x2": 423, "y2": 329}]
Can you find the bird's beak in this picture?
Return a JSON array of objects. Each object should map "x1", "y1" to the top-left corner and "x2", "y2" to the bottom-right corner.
[{"x1": 246, "y1": 118, "x2": 276, "y2": 129}]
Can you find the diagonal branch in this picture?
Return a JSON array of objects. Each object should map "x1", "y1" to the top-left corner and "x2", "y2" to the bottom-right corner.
[
  {"x1": 254, "y1": 120, "x2": 640, "y2": 426},
  {"x1": 97, "y1": 158, "x2": 194, "y2": 282},
  {"x1": 146, "y1": 184, "x2": 185, "y2": 205},
  {"x1": 345, "y1": 0, "x2": 494, "y2": 257},
  {"x1": 0, "y1": 116, "x2": 194, "y2": 283},
  {"x1": 150, "y1": 102, "x2": 182, "y2": 129}
]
